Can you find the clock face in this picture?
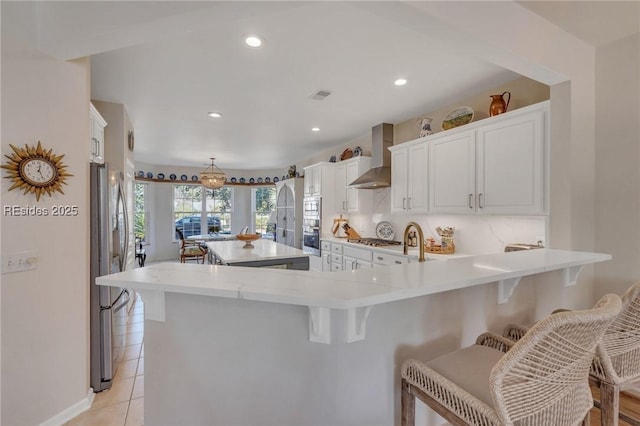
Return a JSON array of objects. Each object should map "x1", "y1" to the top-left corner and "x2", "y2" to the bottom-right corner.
[{"x1": 21, "y1": 158, "x2": 56, "y2": 186}]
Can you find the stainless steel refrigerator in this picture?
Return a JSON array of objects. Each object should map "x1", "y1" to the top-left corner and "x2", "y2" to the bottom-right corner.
[{"x1": 90, "y1": 162, "x2": 130, "y2": 392}]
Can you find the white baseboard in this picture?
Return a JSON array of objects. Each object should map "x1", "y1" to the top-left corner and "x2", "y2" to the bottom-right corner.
[{"x1": 39, "y1": 388, "x2": 94, "y2": 426}]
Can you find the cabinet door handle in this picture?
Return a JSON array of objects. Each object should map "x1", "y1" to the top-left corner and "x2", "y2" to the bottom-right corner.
[
  {"x1": 408, "y1": 197, "x2": 412, "y2": 210},
  {"x1": 377, "y1": 256, "x2": 384, "y2": 261},
  {"x1": 479, "y1": 193, "x2": 484, "y2": 209},
  {"x1": 402, "y1": 198, "x2": 406, "y2": 210},
  {"x1": 468, "y1": 193, "x2": 474, "y2": 209},
  {"x1": 326, "y1": 255, "x2": 330, "y2": 264},
  {"x1": 395, "y1": 260, "x2": 402, "y2": 264}
]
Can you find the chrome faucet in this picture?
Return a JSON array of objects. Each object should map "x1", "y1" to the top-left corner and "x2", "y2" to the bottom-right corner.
[{"x1": 403, "y1": 222, "x2": 425, "y2": 262}]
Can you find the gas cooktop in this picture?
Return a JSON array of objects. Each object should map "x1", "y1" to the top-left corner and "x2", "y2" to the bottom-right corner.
[{"x1": 347, "y1": 238, "x2": 402, "y2": 247}]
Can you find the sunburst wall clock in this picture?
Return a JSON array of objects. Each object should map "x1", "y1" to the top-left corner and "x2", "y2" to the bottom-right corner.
[{"x1": 2, "y1": 141, "x2": 73, "y2": 201}]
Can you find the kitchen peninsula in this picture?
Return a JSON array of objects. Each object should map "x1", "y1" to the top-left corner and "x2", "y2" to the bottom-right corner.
[{"x1": 97, "y1": 249, "x2": 610, "y2": 425}]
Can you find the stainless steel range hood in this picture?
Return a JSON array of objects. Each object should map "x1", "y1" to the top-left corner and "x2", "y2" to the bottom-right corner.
[{"x1": 348, "y1": 123, "x2": 393, "y2": 189}]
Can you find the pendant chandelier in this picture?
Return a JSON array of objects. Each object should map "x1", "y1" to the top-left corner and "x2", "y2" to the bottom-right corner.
[{"x1": 200, "y1": 157, "x2": 226, "y2": 189}]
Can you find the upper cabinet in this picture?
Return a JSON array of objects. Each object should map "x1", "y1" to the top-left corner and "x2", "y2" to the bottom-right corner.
[
  {"x1": 303, "y1": 162, "x2": 334, "y2": 198},
  {"x1": 89, "y1": 102, "x2": 107, "y2": 163},
  {"x1": 335, "y1": 156, "x2": 371, "y2": 213},
  {"x1": 389, "y1": 140, "x2": 429, "y2": 214},
  {"x1": 428, "y1": 102, "x2": 548, "y2": 215}
]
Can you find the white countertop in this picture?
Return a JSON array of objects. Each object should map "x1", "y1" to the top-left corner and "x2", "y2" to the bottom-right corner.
[
  {"x1": 207, "y1": 239, "x2": 308, "y2": 264},
  {"x1": 97, "y1": 249, "x2": 610, "y2": 310}
]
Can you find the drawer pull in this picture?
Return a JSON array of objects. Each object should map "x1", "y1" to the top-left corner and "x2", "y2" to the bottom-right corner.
[
  {"x1": 395, "y1": 260, "x2": 402, "y2": 264},
  {"x1": 377, "y1": 256, "x2": 383, "y2": 261}
]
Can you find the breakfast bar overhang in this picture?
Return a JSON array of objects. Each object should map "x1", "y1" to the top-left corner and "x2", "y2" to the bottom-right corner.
[{"x1": 97, "y1": 249, "x2": 611, "y2": 426}]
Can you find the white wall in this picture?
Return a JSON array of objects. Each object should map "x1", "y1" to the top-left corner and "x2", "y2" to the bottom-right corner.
[
  {"x1": 1, "y1": 38, "x2": 91, "y2": 425},
  {"x1": 594, "y1": 33, "x2": 640, "y2": 298}
]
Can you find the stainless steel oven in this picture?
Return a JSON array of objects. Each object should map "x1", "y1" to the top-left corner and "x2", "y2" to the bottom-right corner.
[{"x1": 302, "y1": 196, "x2": 321, "y2": 256}]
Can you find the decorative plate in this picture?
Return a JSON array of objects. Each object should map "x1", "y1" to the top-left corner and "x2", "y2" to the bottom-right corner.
[
  {"x1": 137, "y1": 170, "x2": 144, "y2": 177},
  {"x1": 169, "y1": 173, "x2": 177, "y2": 180},
  {"x1": 375, "y1": 221, "x2": 395, "y2": 240},
  {"x1": 157, "y1": 173, "x2": 165, "y2": 180},
  {"x1": 240, "y1": 177, "x2": 246, "y2": 183},
  {"x1": 273, "y1": 176, "x2": 279, "y2": 183},
  {"x1": 230, "y1": 177, "x2": 237, "y2": 183},
  {"x1": 265, "y1": 177, "x2": 270, "y2": 183},
  {"x1": 353, "y1": 146, "x2": 363, "y2": 157},
  {"x1": 257, "y1": 177, "x2": 263, "y2": 183},
  {"x1": 180, "y1": 174, "x2": 188, "y2": 181},
  {"x1": 191, "y1": 175, "x2": 198, "y2": 182},
  {"x1": 249, "y1": 177, "x2": 255, "y2": 184},
  {"x1": 146, "y1": 172, "x2": 154, "y2": 179},
  {"x1": 441, "y1": 106, "x2": 474, "y2": 130}
]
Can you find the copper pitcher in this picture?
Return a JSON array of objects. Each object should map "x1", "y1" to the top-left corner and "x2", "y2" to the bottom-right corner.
[{"x1": 489, "y1": 91, "x2": 511, "y2": 116}]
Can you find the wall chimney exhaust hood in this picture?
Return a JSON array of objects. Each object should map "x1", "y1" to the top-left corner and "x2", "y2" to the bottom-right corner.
[{"x1": 348, "y1": 123, "x2": 393, "y2": 189}]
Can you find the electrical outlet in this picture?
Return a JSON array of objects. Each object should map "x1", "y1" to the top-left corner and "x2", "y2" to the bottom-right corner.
[
  {"x1": 2, "y1": 252, "x2": 38, "y2": 274},
  {"x1": 536, "y1": 236, "x2": 546, "y2": 247}
]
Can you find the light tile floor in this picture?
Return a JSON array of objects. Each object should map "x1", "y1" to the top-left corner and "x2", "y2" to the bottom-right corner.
[{"x1": 66, "y1": 295, "x2": 144, "y2": 426}]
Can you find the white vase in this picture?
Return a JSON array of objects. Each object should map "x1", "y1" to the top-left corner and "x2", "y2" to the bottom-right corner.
[{"x1": 418, "y1": 117, "x2": 433, "y2": 137}]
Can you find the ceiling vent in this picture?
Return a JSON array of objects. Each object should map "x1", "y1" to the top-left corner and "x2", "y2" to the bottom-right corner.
[{"x1": 310, "y1": 90, "x2": 332, "y2": 100}]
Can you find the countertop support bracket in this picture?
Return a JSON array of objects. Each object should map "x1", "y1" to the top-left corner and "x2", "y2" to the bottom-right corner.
[
  {"x1": 563, "y1": 265, "x2": 584, "y2": 287},
  {"x1": 497, "y1": 277, "x2": 522, "y2": 304},
  {"x1": 308, "y1": 306, "x2": 331, "y2": 344},
  {"x1": 347, "y1": 306, "x2": 373, "y2": 343},
  {"x1": 136, "y1": 289, "x2": 165, "y2": 322}
]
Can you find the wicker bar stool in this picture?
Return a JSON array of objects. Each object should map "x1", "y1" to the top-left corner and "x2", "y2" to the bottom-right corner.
[
  {"x1": 502, "y1": 282, "x2": 640, "y2": 426},
  {"x1": 401, "y1": 294, "x2": 622, "y2": 426}
]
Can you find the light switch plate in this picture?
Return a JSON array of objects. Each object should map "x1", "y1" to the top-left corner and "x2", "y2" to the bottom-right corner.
[{"x1": 2, "y1": 251, "x2": 39, "y2": 274}]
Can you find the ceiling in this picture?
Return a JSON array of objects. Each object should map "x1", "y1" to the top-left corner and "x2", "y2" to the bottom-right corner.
[{"x1": 4, "y1": 1, "x2": 639, "y2": 171}]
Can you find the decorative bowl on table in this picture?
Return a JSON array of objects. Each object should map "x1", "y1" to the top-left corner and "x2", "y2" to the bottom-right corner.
[{"x1": 236, "y1": 233, "x2": 261, "y2": 249}]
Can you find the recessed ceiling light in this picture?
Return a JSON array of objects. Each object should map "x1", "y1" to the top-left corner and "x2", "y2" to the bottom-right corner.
[
  {"x1": 244, "y1": 35, "x2": 263, "y2": 48},
  {"x1": 311, "y1": 127, "x2": 320, "y2": 132},
  {"x1": 394, "y1": 78, "x2": 407, "y2": 86},
  {"x1": 208, "y1": 112, "x2": 222, "y2": 118}
]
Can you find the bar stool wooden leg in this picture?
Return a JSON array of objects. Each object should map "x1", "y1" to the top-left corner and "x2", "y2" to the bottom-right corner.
[
  {"x1": 600, "y1": 381, "x2": 620, "y2": 426},
  {"x1": 401, "y1": 379, "x2": 415, "y2": 426}
]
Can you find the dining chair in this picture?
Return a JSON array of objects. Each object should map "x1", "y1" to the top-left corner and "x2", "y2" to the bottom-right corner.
[
  {"x1": 502, "y1": 282, "x2": 640, "y2": 426},
  {"x1": 401, "y1": 293, "x2": 622, "y2": 426},
  {"x1": 175, "y1": 228, "x2": 208, "y2": 264}
]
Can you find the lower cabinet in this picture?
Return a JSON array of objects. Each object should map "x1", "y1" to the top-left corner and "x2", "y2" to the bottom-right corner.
[{"x1": 321, "y1": 240, "x2": 409, "y2": 272}]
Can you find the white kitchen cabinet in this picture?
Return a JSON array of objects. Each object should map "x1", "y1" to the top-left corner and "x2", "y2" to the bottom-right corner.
[
  {"x1": 429, "y1": 102, "x2": 547, "y2": 215},
  {"x1": 428, "y1": 131, "x2": 476, "y2": 214},
  {"x1": 389, "y1": 140, "x2": 429, "y2": 213},
  {"x1": 373, "y1": 252, "x2": 411, "y2": 267},
  {"x1": 476, "y1": 108, "x2": 545, "y2": 214},
  {"x1": 89, "y1": 102, "x2": 107, "y2": 163},
  {"x1": 303, "y1": 162, "x2": 334, "y2": 197},
  {"x1": 335, "y1": 156, "x2": 371, "y2": 213},
  {"x1": 320, "y1": 241, "x2": 332, "y2": 272},
  {"x1": 342, "y1": 245, "x2": 373, "y2": 270},
  {"x1": 275, "y1": 178, "x2": 304, "y2": 248}
]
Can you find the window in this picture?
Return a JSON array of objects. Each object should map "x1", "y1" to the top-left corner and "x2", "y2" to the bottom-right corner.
[
  {"x1": 134, "y1": 183, "x2": 149, "y2": 244},
  {"x1": 173, "y1": 185, "x2": 233, "y2": 238},
  {"x1": 253, "y1": 187, "x2": 276, "y2": 239},
  {"x1": 173, "y1": 185, "x2": 203, "y2": 238},
  {"x1": 205, "y1": 187, "x2": 233, "y2": 234}
]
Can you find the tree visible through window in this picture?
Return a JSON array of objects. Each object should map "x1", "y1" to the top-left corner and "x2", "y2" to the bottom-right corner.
[
  {"x1": 253, "y1": 187, "x2": 275, "y2": 238},
  {"x1": 134, "y1": 183, "x2": 149, "y2": 244},
  {"x1": 205, "y1": 187, "x2": 232, "y2": 234}
]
